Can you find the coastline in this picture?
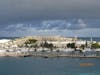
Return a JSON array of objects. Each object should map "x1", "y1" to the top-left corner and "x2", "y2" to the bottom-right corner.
[
  {"x1": 0, "y1": 36, "x2": 100, "y2": 58},
  {"x1": 0, "y1": 51, "x2": 100, "y2": 58}
]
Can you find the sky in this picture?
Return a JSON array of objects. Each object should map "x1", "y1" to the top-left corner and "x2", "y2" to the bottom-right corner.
[{"x1": 0, "y1": 0, "x2": 100, "y2": 37}]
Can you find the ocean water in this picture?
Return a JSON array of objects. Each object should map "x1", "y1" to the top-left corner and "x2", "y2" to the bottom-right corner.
[
  {"x1": 0, "y1": 37, "x2": 18, "y2": 40},
  {"x1": 0, "y1": 37, "x2": 100, "y2": 42},
  {"x1": 0, "y1": 57, "x2": 100, "y2": 75},
  {"x1": 79, "y1": 37, "x2": 100, "y2": 42}
]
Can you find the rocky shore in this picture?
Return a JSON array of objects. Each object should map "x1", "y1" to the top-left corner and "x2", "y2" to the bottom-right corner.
[{"x1": 0, "y1": 49, "x2": 100, "y2": 58}]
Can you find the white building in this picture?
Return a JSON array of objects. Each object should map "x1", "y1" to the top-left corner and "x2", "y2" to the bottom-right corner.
[{"x1": 0, "y1": 39, "x2": 10, "y2": 44}]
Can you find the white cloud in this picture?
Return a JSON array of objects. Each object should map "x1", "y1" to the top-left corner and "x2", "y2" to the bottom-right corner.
[
  {"x1": 78, "y1": 19, "x2": 87, "y2": 28},
  {"x1": 0, "y1": 20, "x2": 100, "y2": 37}
]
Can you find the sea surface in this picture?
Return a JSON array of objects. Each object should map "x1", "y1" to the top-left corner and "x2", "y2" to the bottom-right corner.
[
  {"x1": 79, "y1": 37, "x2": 100, "y2": 42},
  {"x1": 0, "y1": 57, "x2": 100, "y2": 75},
  {"x1": 0, "y1": 37, "x2": 100, "y2": 42}
]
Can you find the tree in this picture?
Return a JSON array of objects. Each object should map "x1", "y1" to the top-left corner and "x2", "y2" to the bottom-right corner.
[
  {"x1": 85, "y1": 41, "x2": 88, "y2": 47},
  {"x1": 67, "y1": 43, "x2": 71, "y2": 48},
  {"x1": 24, "y1": 39, "x2": 37, "y2": 47},
  {"x1": 48, "y1": 43, "x2": 53, "y2": 52},
  {"x1": 92, "y1": 43, "x2": 100, "y2": 48},
  {"x1": 40, "y1": 41, "x2": 54, "y2": 51},
  {"x1": 80, "y1": 45, "x2": 85, "y2": 50},
  {"x1": 67, "y1": 43, "x2": 75, "y2": 48},
  {"x1": 40, "y1": 41, "x2": 48, "y2": 48},
  {"x1": 33, "y1": 44, "x2": 38, "y2": 48}
]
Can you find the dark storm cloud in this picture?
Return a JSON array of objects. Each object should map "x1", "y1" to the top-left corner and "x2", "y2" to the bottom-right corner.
[
  {"x1": 0, "y1": 0, "x2": 100, "y2": 25},
  {"x1": 3, "y1": 19, "x2": 100, "y2": 31}
]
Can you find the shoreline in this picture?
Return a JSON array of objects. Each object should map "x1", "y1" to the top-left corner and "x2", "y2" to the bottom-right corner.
[{"x1": 0, "y1": 52, "x2": 100, "y2": 58}]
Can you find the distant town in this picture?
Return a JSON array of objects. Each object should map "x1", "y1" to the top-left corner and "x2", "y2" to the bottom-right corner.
[{"x1": 0, "y1": 36, "x2": 100, "y2": 58}]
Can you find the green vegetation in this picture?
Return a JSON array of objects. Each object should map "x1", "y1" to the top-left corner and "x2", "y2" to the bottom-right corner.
[
  {"x1": 80, "y1": 45, "x2": 85, "y2": 50},
  {"x1": 17, "y1": 44, "x2": 23, "y2": 48},
  {"x1": 40, "y1": 41, "x2": 54, "y2": 51},
  {"x1": 24, "y1": 39, "x2": 37, "y2": 47},
  {"x1": 92, "y1": 43, "x2": 100, "y2": 48},
  {"x1": 67, "y1": 43, "x2": 75, "y2": 48},
  {"x1": 24, "y1": 39, "x2": 37, "y2": 44}
]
